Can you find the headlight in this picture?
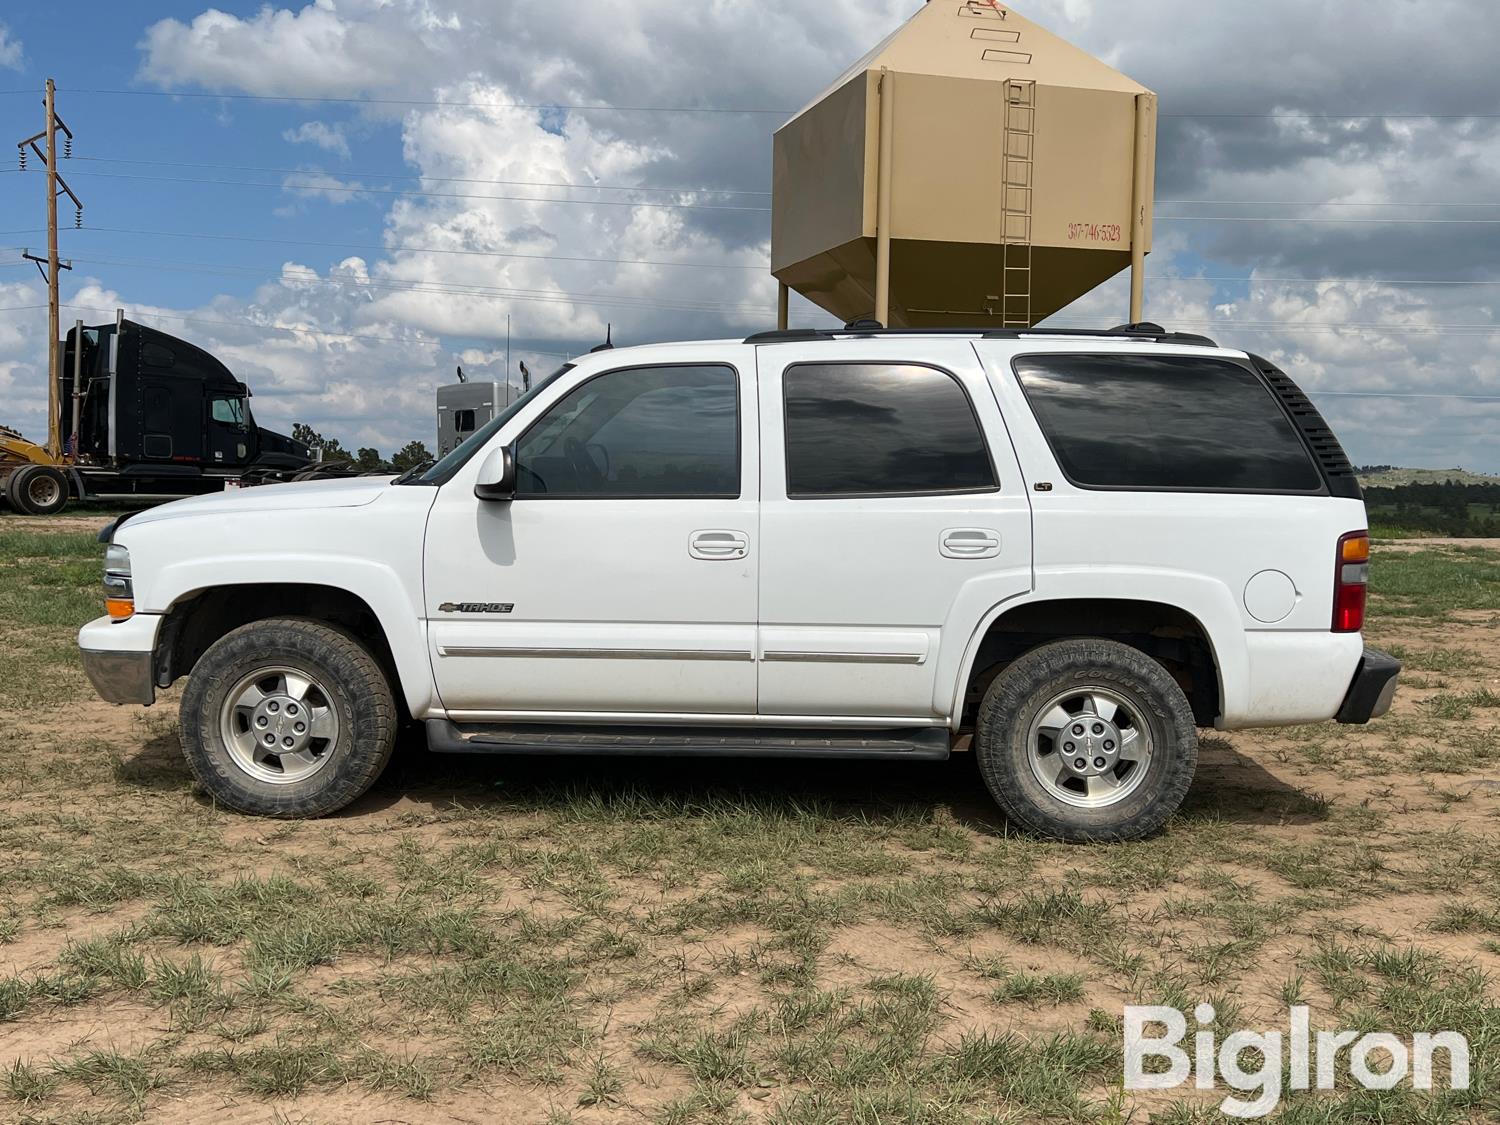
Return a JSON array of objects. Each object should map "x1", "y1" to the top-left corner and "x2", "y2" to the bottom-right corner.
[{"x1": 103, "y1": 544, "x2": 134, "y2": 620}]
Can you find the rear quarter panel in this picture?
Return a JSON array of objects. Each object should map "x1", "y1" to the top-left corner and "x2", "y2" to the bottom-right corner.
[{"x1": 973, "y1": 340, "x2": 1369, "y2": 727}]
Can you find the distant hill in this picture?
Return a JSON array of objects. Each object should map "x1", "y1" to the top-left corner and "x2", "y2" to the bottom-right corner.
[
  {"x1": 1356, "y1": 470, "x2": 1500, "y2": 537},
  {"x1": 1357, "y1": 467, "x2": 1500, "y2": 487}
]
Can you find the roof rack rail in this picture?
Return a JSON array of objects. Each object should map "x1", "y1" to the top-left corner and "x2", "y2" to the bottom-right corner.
[{"x1": 743, "y1": 324, "x2": 1219, "y2": 347}]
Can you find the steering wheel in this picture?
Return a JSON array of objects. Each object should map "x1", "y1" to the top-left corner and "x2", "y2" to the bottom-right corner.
[
  {"x1": 585, "y1": 441, "x2": 610, "y2": 479},
  {"x1": 564, "y1": 436, "x2": 604, "y2": 487}
]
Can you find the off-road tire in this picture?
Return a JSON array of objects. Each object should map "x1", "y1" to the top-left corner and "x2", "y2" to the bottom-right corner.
[
  {"x1": 180, "y1": 617, "x2": 396, "y2": 817},
  {"x1": 974, "y1": 638, "x2": 1198, "y2": 843},
  {"x1": 7, "y1": 464, "x2": 69, "y2": 516}
]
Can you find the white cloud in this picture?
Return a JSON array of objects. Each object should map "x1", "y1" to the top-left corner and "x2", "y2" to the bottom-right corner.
[
  {"x1": 137, "y1": 2, "x2": 435, "y2": 100},
  {"x1": 283, "y1": 120, "x2": 350, "y2": 158},
  {"x1": 0, "y1": 22, "x2": 23, "y2": 70},
  {"x1": 281, "y1": 171, "x2": 373, "y2": 205}
]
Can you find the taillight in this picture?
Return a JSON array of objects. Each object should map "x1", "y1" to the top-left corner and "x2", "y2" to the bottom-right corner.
[{"x1": 1332, "y1": 531, "x2": 1369, "y2": 633}]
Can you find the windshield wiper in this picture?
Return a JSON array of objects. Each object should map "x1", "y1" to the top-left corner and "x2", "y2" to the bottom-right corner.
[{"x1": 390, "y1": 458, "x2": 436, "y2": 486}]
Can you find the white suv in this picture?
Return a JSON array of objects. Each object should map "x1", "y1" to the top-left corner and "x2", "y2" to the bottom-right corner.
[{"x1": 77, "y1": 324, "x2": 1399, "y2": 842}]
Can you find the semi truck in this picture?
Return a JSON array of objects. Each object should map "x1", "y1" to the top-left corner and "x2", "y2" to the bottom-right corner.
[{"x1": 1, "y1": 314, "x2": 316, "y2": 515}]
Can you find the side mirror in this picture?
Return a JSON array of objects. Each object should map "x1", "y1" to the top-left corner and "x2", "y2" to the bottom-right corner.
[{"x1": 473, "y1": 445, "x2": 516, "y2": 501}]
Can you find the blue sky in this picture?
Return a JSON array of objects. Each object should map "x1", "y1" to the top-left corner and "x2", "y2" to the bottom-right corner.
[
  {"x1": 2, "y1": 5, "x2": 437, "y2": 315},
  {"x1": 1, "y1": 0, "x2": 1497, "y2": 468}
]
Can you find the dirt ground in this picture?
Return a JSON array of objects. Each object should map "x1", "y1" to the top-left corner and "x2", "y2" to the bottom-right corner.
[{"x1": 0, "y1": 522, "x2": 1496, "y2": 1123}]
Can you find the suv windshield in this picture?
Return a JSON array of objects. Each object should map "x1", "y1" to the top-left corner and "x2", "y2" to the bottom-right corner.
[{"x1": 398, "y1": 363, "x2": 573, "y2": 486}]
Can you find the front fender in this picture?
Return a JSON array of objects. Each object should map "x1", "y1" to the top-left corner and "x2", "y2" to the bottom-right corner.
[
  {"x1": 151, "y1": 560, "x2": 436, "y2": 718},
  {"x1": 119, "y1": 495, "x2": 437, "y2": 717}
]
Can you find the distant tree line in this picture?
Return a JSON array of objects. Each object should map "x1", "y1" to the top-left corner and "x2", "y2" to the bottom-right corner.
[
  {"x1": 291, "y1": 424, "x2": 432, "y2": 474},
  {"x1": 1363, "y1": 480, "x2": 1500, "y2": 537}
]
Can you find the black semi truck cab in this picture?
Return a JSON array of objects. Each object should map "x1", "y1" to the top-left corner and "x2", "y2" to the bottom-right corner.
[
  {"x1": 64, "y1": 318, "x2": 310, "y2": 475},
  {"x1": 3, "y1": 318, "x2": 318, "y2": 515}
]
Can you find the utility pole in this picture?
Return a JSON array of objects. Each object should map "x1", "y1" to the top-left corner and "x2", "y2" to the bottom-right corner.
[{"x1": 17, "y1": 79, "x2": 83, "y2": 460}]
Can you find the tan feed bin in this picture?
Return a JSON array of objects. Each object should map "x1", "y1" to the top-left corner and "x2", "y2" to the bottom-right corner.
[{"x1": 772, "y1": 0, "x2": 1156, "y2": 329}]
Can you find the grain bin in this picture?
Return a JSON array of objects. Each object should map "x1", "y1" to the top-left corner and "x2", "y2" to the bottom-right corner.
[{"x1": 772, "y1": 0, "x2": 1156, "y2": 329}]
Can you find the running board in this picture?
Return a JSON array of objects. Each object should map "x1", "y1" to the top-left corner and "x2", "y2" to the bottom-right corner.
[{"x1": 426, "y1": 720, "x2": 950, "y2": 760}]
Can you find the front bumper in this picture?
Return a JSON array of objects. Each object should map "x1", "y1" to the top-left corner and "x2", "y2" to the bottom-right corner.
[
  {"x1": 1335, "y1": 647, "x2": 1400, "y2": 724},
  {"x1": 78, "y1": 613, "x2": 160, "y2": 706},
  {"x1": 79, "y1": 648, "x2": 156, "y2": 705}
]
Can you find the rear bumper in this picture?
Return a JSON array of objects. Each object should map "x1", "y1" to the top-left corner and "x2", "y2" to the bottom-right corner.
[
  {"x1": 1335, "y1": 647, "x2": 1400, "y2": 724},
  {"x1": 77, "y1": 614, "x2": 160, "y2": 706}
]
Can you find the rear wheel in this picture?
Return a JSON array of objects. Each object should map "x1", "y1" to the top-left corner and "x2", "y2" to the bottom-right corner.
[
  {"x1": 180, "y1": 617, "x2": 397, "y2": 817},
  {"x1": 974, "y1": 639, "x2": 1198, "y2": 843},
  {"x1": 7, "y1": 464, "x2": 69, "y2": 515}
]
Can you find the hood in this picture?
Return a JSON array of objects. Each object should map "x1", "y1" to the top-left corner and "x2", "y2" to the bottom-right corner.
[{"x1": 121, "y1": 475, "x2": 395, "y2": 529}]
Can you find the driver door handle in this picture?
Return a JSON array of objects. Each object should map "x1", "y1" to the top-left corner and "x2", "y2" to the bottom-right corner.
[
  {"x1": 690, "y1": 530, "x2": 748, "y2": 560},
  {"x1": 941, "y1": 528, "x2": 1001, "y2": 559}
]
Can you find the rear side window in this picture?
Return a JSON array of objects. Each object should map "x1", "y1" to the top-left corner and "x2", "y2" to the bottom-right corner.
[
  {"x1": 783, "y1": 363, "x2": 997, "y2": 497},
  {"x1": 1013, "y1": 354, "x2": 1322, "y2": 492}
]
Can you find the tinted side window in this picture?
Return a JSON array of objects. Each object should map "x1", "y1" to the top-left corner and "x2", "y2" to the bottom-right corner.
[
  {"x1": 516, "y1": 364, "x2": 738, "y2": 498},
  {"x1": 1014, "y1": 354, "x2": 1322, "y2": 492},
  {"x1": 783, "y1": 363, "x2": 996, "y2": 497}
]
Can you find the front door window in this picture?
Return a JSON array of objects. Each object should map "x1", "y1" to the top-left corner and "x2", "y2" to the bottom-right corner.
[{"x1": 514, "y1": 365, "x2": 739, "y2": 498}]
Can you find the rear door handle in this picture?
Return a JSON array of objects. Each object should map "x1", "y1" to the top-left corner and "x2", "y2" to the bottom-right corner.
[
  {"x1": 941, "y1": 528, "x2": 1001, "y2": 559},
  {"x1": 690, "y1": 530, "x2": 748, "y2": 560}
]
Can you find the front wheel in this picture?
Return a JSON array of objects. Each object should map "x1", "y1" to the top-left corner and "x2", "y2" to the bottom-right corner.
[
  {"x1": 180, "y1": 617, "x2": 397, "y2": 817},
  {"x1": 975, "y1": 639, "x2": 1198, "y2": 843}
]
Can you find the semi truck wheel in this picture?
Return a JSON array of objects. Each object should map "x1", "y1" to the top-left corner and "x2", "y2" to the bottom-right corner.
[
  {"x1": 180, "y1": 617, "x2": 397, "y2": 818},
  {"x1": 7, "y1": 464, "x2": 70, "y2": 515},
  {"x1": 974, "y1": 639, "x2": 1198, "y2": 843}
]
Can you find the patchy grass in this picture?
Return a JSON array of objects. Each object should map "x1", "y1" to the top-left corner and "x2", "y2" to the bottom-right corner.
[
  {"x1": 1368, "y1": 544, "x2": 1500, "y2": 620},
  {"x1": 1, "y1": 525, "x2": 1498, "y2": 1121}
]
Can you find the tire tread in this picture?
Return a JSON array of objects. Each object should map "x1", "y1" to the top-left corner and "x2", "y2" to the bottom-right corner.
[
  {"x1": 974, "y1": 638, "x2": 1198, "y2": 843},
  {"x1": 179, "y1": 616, "x2": 396, "y2": 818}
]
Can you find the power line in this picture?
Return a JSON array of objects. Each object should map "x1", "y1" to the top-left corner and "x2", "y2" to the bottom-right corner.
[
  {"x1": 3, "y1": 298, "x2": 1498, "y2": 340},
  {"x1": 59, "y1": 87, "x2": 792, "y2": 115},
  {"x1": 56, "y1": 253, "x2": 780, "y2": 315},
  {"x1": 1159, "y1": 112, "x2": 1500, "y2": 120},
  {"x1": 69, "y1": 155, "x2": 771, "y2": 197},
  {"x1": 1157, "y1": 214, "x2": 1500, "y2": 225},
  {"x1": 73, "y1": 225, "x2": 768, "y2": 271},
  {"x1": 36, "y1": 169, "x2": 1500, "y2": 221},
  {"x1": 0, "y1": 301, "x2": 449, "y2": 346},
  {"x1": 49, "y1": 252, "x2": 1500, "y2": 326},
  {"x1": 58, "y1": 157, "x2": 1497, "y2": 208},
  {"x1": 28, "y1": 161, "x2": 1493, "y2": 211},
  {"x1": 1158, "y1": 199, "x2": 1500, "y2": 209},
  {"x1": 1150, "y1": 275, "x2": 1500, "y2": 287},
  {"x1": 50, "y1": 88, "x2": 1500, "y2": 123},
  {"x1": 58, "y1": 168, "x2": 773, "y2": 212},
  {"x1": 48, "y1": 235, "x2": 1500, "y2": 288}
]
